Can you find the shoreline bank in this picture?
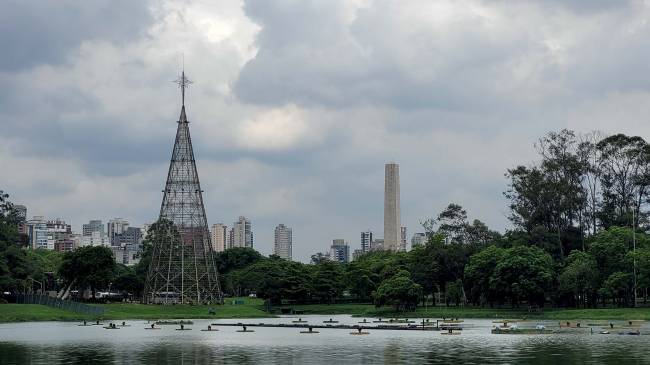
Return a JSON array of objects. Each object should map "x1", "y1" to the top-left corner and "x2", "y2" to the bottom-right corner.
[{"x1": 3, "y1": 303, "x2": 650, "y2": 323}]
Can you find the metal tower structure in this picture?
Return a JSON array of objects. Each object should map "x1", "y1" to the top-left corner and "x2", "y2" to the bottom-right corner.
[{"x1": 143, "y1": 70, "x2": 222, "y2": 304}]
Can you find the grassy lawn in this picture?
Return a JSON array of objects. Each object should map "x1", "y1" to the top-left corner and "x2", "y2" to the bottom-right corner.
[
  {"x1": 4, "y1": 300, "x2": 650, "y2": 322},
  {"x1": 99, "y1": 297, "x2": 270, "y2": 320},
  {"x1": 0, "y1": 297, "x2": 271, "y2": 323},
  {"x1": 289, "y1": 303, "x2": 375, "y2": 315},
  {"x1": 0, "y1": 304, "x2": 91, "y2": 322},
  {"x1": 290, "y1": 303, "x2": 650, "y2": 321}
]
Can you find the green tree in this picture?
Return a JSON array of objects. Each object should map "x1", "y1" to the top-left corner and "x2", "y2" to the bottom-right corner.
[
  {"x1": 311, "y1": 261, "x2": 344, "y2": 304},
  {"x1": 215, "y1": 247, "x2": 263, "y2": 275},
  {"x1": 59, "y1": 246, "x2": 116, "y2": 299},
  {"x1": 505, "y1": 130, "x2": 588, "y2": 255},
  {"x1": 345, "y1": 261, "x2": 377, "y2": 302},
  {"x1": 373, "y1": 270, "x2": 422, "y2": 311},
  {"x1": 464, "y1": 245, "x2": 506, "y2": 307},
  {"x1": 0, "y1": 190, "x2": 39, "y2": 293},
  {"x1": 433, "y1": 203, "x2": 468, "y2": 243},
  {"x1": 558, "y1": 250, "x2": 599, "y2": 308},
  {"x1": 445, "y1": 279, "x2": 464, "y2": 306},
  {"x1": 0, "y1": 245, "x2": 38, "y2": 292},
  {"x1": 225, "y1": 258, "x2": 312, "y2": 304},
  {"x1": 597, "y1": 134, "x2": 650, "y2": 229},
  {"x1": 490, "y1": 246, "x2": 554, "y2": 307},
  {"x1": 113, "y1": 264, "x2": 141, "y2": 297},
  {"x1": 464, "y1": 219, "x2": 501, "y2": 248},
  {"x1": 588, "y1": 228, "x2": 629, "y2": 281},
  {"x1": 599, "y1": 272, "x2": 633, "y2": 306}
]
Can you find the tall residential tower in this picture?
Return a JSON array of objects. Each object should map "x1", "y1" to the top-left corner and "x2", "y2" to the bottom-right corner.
[
  {"x1": 211, "y1": 223, "x2": 227, "y2": 252},
  {"x1": 232, "y1": 216, "x2": 253, "y2": 248},
  {"x1": 274, "y1": 224, "x2": 292, "y2": 260}
]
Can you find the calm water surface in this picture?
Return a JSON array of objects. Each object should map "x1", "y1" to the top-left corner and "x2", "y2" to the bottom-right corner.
[{"x1": 1, "y1": 315, "x2": 649, "y2": 364}]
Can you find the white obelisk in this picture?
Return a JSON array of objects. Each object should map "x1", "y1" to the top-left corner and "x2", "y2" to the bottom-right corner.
[{"x1": 383, "y1": 162, "x2": 401, "y2": 251}]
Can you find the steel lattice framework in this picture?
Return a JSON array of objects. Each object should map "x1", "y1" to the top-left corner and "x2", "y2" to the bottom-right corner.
[{"x1": 143, "y1": 71, "x2": 222, "y2": 304}]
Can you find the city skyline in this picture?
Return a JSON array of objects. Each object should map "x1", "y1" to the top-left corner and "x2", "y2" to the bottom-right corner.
[{"x1": 15, "y1": 161, "x2": 415, "y2": 262}]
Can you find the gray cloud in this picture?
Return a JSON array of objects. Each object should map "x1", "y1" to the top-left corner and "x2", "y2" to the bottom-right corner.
[
  {"x1": 0, "y1": 0, "x2": 153, "y2": 71},
  {"x1": 235, "y1": 0, "x2": 559, "y2": 113},
  {"x1": 3, "y1": 0, "x2": 650, "y2": 261}
]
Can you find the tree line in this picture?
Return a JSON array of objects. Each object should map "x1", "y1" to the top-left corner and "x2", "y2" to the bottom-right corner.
[{"x1": 1, "y1": 129, "x2": 650, "y2": 309}]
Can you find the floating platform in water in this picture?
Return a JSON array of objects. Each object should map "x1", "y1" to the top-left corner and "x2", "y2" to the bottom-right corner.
[
  {"x1": 491, "y1": 328, "x2": 554, "y2": 335},
  {"x1": 558, "y1": 321, "x2": 591, "y2": 328},
  {"x1": 388, "y1": 319, "x2": 414, "y2": 323},
  {"x1": 155, "y1": 320, "x2": 194, "y2": 325},
  {"x1": 618, "y1": 331, "x2": 641, "y2": 336},
  {"x1": 210, "y1": 322, "x2": 457, "y2": 332},
  {"x1": 350, "y1": 328, "x2": 370, "y2": 335}
]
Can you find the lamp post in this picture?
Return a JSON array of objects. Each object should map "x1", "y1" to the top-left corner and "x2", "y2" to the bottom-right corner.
[{"x1": 632, "y1": 207, "x2": 637, "y2": 308}]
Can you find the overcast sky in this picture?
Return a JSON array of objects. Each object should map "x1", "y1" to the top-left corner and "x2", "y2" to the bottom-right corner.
[{"x1": 3, "y1": 0, "x2": 650, "y2": 262}]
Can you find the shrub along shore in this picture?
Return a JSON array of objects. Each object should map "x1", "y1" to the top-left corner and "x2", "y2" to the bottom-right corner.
[{"x1": 3, "y1": 302, "x2": 650, "y2": 323}]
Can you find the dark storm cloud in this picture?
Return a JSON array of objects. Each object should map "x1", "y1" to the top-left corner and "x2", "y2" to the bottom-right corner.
[
  {"x1": 0, "y1": 0, "x2": 153, "y2": 71},
  {"x1": 0, "y1": 70, "x2": 174, "y2": 177}
]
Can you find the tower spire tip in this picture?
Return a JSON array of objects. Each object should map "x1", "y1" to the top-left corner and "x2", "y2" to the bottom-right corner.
[{"x1": 174, "y1": 68, "x2": 192, "y2": 106}]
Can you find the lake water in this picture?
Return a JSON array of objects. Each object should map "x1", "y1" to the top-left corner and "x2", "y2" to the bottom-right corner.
[{"x1": 1, "y1": 315, "x2": 649, "y2": 364}]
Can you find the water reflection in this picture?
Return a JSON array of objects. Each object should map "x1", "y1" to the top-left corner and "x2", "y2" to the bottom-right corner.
[
  {"x1": 1, "y1": 317, "x2": 650, "y2": 364},
  {"x1": 0, "y1": 343, "x2": 115, "y2": 365}
]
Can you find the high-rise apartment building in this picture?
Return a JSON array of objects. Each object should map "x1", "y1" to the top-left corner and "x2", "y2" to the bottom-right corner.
[
  {"x1": 361, "y1": 230, "x2": 373, "y2": 253},
  {"x1": 228, "y1": 227, "x2": 235, "y2": 249},
  {"x1": 370, "y1": 238, "x2": 384, "y2": 251},
  {"x1": 14, "y1": 205, "x2": 27, "y2": 234},
  {"x1": 352, "y1": 249, "x2": 364, "y2": 261},
  {"x1": 81, "y1": 230, "x2": 110, "y2": 247},
  {"x1": 411, "y1": 232, "x2": 427, "y2": 247},
  {"x1": 211, "y1": 223, "x2": 228, "y2": 252},
  {"x1": 384, "y1": 163, "x2": 401, "y2": 251},
  {"x1": 107, "y1": 218, "x2": 129, "y2": 245},
  {"x1": 274, "y1": 224, "x2": 292, "y2": 260},
  {"x1": 13, "y1": 205, "x2": 27, "y2": 221},
  {"x1": 82, "y1": 220, "x2": 104, "y2": 237},
  {"x1": 330, "y1": 239, "x2": 350, "y2": 263},
  {"x1": 47, "y1": 218, "x2": 71, "y2": 250},
  {"x1": 232, "y1": 216, "x2": 253, "y2": 248},
  {"x1": 26, "y1": 216, "x2": 48, "y2": 249},
  {"x1": 26, "y1": 217, "x2": 72, "y2": 250},
  {"x1": 119, "y1": 227, "x2": 143, "y2": 246},
  {"x1": 400, "y1": 226, "x2": 408, "y2": 252}
]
